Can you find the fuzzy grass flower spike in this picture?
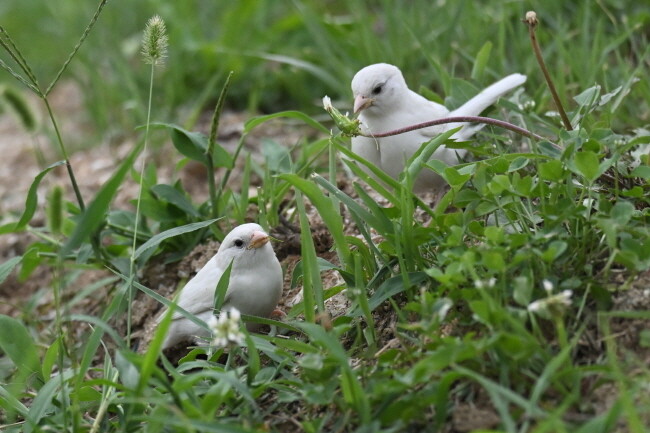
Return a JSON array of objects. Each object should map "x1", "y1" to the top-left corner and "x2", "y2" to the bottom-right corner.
[
  {"x1": 141, "y1": 15, "x2": 168, "y2": 65},
  {"x1": 208, "y1": 308, "x2": 245, "y2": 348}
]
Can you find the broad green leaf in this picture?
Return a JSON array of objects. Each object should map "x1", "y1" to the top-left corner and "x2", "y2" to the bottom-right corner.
[
  {"x1": 538, "y1": 160, "x2": 564, "y2": 181},
  {"x1": 0, "y1": 160, "x2": 66, "y2": 233},
  {"x1": 349, "y1": 272, "x2": 429, "y2": 316},
  {"x1": 62, "y1": 144, "x2": 141, "y2": 255},
  {"x1": 0, "y1": 315, "x2": 43, "y2": 385},
  {"x1": 157, "y1": 123, "x2": 234, "y2": 168},
  {"x1": 406, "y1": 129, "x2": 459, "y2": 182},
  {"x1": 244, "y1": 110, "x2": 329, "y2": 134},
  {"x1": 513, "y1": 276, "x2": 532, "y2": 306},
  {"x1": 279, "y1": 174, "x2": 350, "y2": 268},
  {"x1": 508, "y1": 156, "x2": 530, "y2": 172},
  {"x1": 313, "y1": 174, "x2": 392, "y2": 237},
  {"x1": 610, "y1": 201, "x2": 635, "y2": 225},
  {"x1": 537, "y1": 141, "x2": 562, "y2": 159},
  {"x1": 151, "y1": 184, "x2": 200, "y2": 217},
  {"x1": 214, "y1": 259, "x2": 233, "y2": 311},
  {"x1": 115, "y1": 350, "x2": 140, "y2": 390},
  {"x1": 0, "y1": 255, "x2": 22, "y2": 284},
  {"x1": 134, "y1": 218, "x2": 219, "y2": 259},
  {"x1": 171, "y1": 127, "x2": 208, "y2": 164},
  {"x1": 41, "y1": 337, "x2": 60, "y2": 381},
  {"x1": 574, "y1": 151, "x2": 600, "y2": 182},
  {"x1": 482, "y1": 250, "x2": 506, "y2": 272},
  {"x1": 24, "y1": 369, "x2": 74, "y2": 433},
  {"x1": 542, "y1": 240, "x2": 568, "y2": 262},
  {"x1": 471, "y1": 41, "x2": 492, "y2": 81},
  {"x1": 630, "y1": 165, "x2": 650, "y2": 180},
  {"x1": 443, "y1": 166, "x2": 471, "y2": 188},
  {"x1": 294, "y1": 189, "x2": 323, "y2": 320},
  {"x1": 0, "y1": 385, "x2": 28, "y2": 417}
]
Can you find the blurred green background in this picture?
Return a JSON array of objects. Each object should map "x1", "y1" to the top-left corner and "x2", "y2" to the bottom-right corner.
[{"x1": 0, "y1": 0, "x2": 648, "y2": 139}]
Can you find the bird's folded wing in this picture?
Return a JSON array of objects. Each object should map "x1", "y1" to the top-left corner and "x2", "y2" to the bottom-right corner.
[{"x1": 170, "y1": 265, "x2": 226, "y2": 320}]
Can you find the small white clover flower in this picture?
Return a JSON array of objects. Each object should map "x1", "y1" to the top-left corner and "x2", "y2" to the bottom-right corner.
[
  {"x1": 523, "y1": 100, "x2": 536, "y2": 111},
  {"x1": 209, "y1": 308, "x2": 245, "y2": 348},
  {"x1": 141, "y1": 15, "x2": 168, "y2": 66},
  {"x1": 474, "y1": 278, "x2": 496, "y2": 289},
  {"x1": 543, "y1": 279, "x2": 554, "y2": 293},
  {"x1": 528, "y1": 289, "x2": 573, "y2": 318}
]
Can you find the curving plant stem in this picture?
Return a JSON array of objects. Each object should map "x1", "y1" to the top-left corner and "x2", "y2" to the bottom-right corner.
[
  {"x1": 360, "y1": 115, "x2": 560, "y2": 149},
  {"x1": 523, "y1": 11, "x2": 573, "y2": 131},
  {"x1": 43, "y1": 98, "x2": 86, "y2": 210}
]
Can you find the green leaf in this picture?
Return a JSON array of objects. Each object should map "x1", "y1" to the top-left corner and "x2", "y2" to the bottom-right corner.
[
  {"x1": 443, "y1": 166, "x2": 472, "y2": 188},
  {"x1": 574, "y1": 151, "x2": 600, "y2": 182},
  {"x1": 134, "y1": 218, "x2": 219, "y2": 259},
  {"x1": 610, "y1": 201, "x2": 635, "y2": 225},
  {"x1": 159, "y1": 123, "x2": 234, "y2": 168},
  {"x1": 630, "y1": 165, "x2": 650, "y2": 180},
  {"x1": 0, "y1": 255, "x2": 22, "y2": 284},
  {"x1": 151, "y1": 184, "x2": 200, "y2": 217},
  {"x1": 542, "y1": 240, "x2": 568, "y2": 262},
  {"x1": 170, "y1": 126, "x2": 207, "y2": 164},
  {"x1": 513, "y1": 276, "x2": 532, "y2": 306},
  {"x1": 508, "y1": 156, "x2": 529, "y2": 172},
  {"x1": 0, "y1": 315, "x2": 43, "y2": 385},
  {"x1": 244, "y1": 110, "x2": 329, "y2": 135},
  {"x1": 471, "y1": 41, "x2": 492, "y2": 81},
  {"x1": 538, "y1": 160, "x2": 564, "y2": 181},
  {"x1": 279, "y1": 174, "x2": 350, "y2": 268},
  {"x1": 481, "y1": 250, "x2": 506, "y2": 272},
  {"x1": 24, "y1": 369, "x2": 74, "y2": 433},
  {"x1": 214, "y1": 259, "x2": 233, "y2": 311},
  {"x1": 0, "y1": 385, "x2": 29, "y2": 417},
  {"x1": 0, "y1": 160, "x2": 66, "y2": 233},
  {"x1": 41, "y1": 337, "x2": 60, "y2": 381},
  {"x1": 62, "y1": 144, "x2": 141, "y2": 255},
  {"x1": 349, "y1": 272, "x2": 429, "y2": 316}
]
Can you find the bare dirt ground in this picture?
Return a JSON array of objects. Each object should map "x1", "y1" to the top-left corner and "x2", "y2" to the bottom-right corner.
[{"x1": 1, "y1": 82, "x2": 649, "y2": 432}]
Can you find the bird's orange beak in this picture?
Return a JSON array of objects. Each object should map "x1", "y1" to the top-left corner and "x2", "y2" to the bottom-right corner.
[
  {"x1": 248, "y1": 231, "x2": 270, "y2": 249},
  {"x1": 354, "y1": 94, "x2": 374, "y2": 114}
]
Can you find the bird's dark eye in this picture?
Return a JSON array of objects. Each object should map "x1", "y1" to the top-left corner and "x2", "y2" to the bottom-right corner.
[
  {"x1": 372, "y1": 84, "x2": 383, "y2": 95},
  {"x1": 233, "y1": 239, "x2": 244, "y2": 248}
]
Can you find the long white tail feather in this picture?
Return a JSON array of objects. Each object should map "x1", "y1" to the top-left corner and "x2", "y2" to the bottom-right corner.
[
  {"x1": 451, "y1": 73, "x2": 526, "y2": 118},
  {"x1": 448, "y1": 73, "x2": 526, "y2": 141}
]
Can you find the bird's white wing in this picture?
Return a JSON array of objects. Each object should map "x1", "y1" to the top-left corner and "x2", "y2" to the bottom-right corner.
[{"x1": 170, "y1": 256, "x2": 225, "y2": 320}]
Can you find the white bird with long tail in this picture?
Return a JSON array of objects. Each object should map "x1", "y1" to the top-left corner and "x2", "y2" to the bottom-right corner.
[{"x1": 351, "y1": 63, "x2": 526, "y2": 193}]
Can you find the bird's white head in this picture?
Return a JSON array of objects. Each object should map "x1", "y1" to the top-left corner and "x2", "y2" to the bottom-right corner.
[
  {"x1": 216, "y1": 223, "x2": 275, "y2": 268},
  {"x1": 351, "y1": 63, "x2": 408, "y2": 116}
]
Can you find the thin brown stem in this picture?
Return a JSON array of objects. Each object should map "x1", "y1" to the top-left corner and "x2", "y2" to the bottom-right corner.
[{"x1": 524, "y1": 11, "x2": 573, "y2": 131}]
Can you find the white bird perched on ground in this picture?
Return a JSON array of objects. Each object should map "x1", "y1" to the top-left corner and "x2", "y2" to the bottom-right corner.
[
  {"x1": 159, "y1": 223, "x2": 283, "y2": 350},
  {"x1": 351, "y1": 63, "x2": 526, "y2": 193}
]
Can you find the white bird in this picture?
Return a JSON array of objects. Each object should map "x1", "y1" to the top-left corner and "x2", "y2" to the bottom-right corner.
[
  {"x1": 159, "y1": 223, "x2": 283, "y2": 349},
  {"x1": 351, "y1": 63, "x2": 526, "y2": 193}
]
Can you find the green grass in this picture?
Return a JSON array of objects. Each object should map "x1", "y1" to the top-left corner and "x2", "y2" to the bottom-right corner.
[{"x1": 1, "y1": 0, "x2": 650, "y2": 432}]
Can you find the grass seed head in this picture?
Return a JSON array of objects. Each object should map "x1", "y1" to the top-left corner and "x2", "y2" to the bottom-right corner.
[{"x1": 141, "y1": 15, "x2": 168, "y2": 66}]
